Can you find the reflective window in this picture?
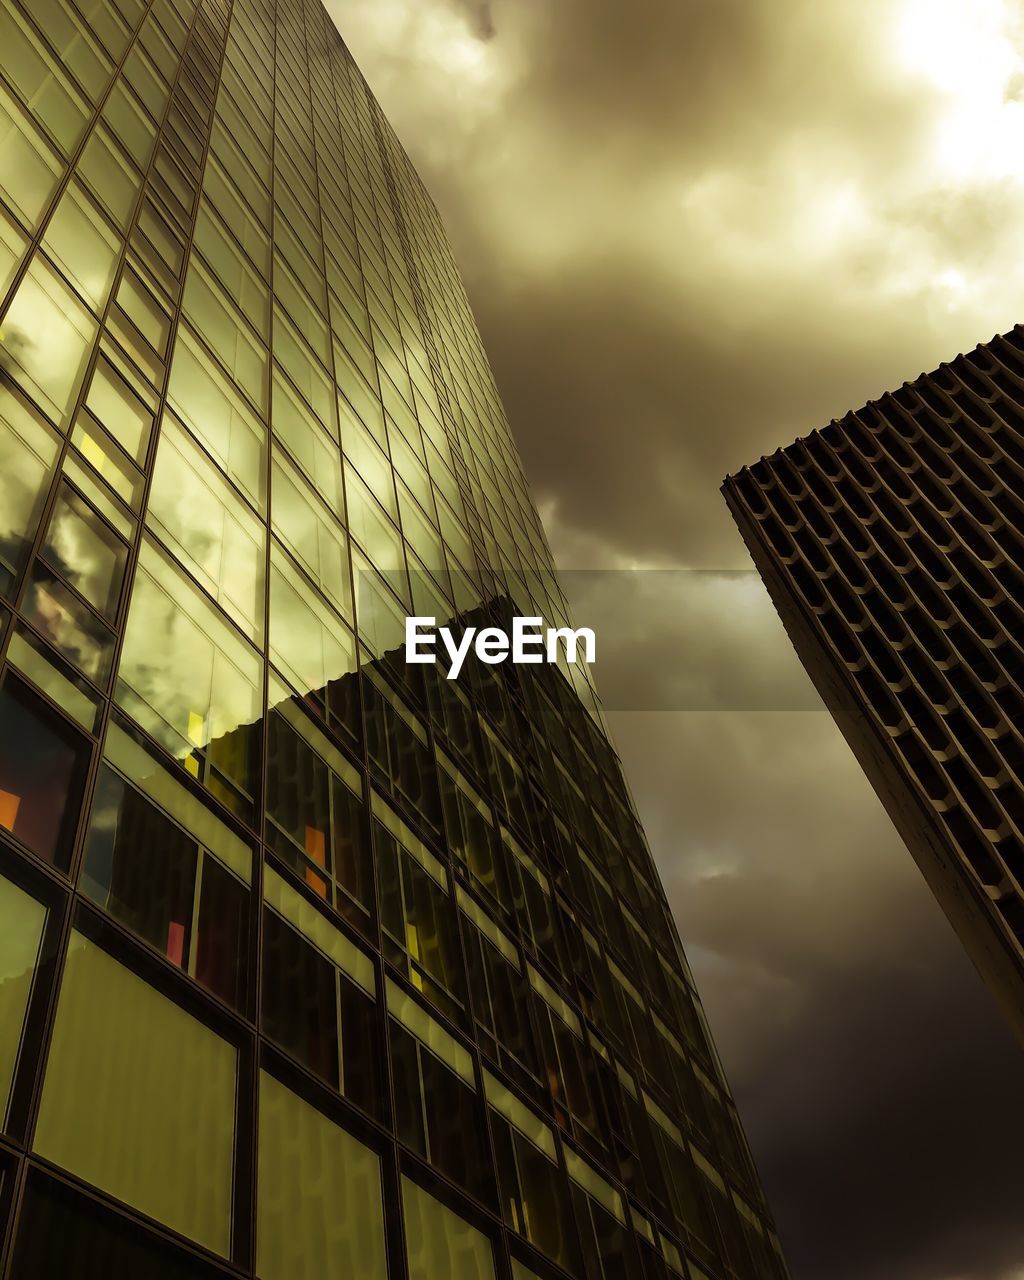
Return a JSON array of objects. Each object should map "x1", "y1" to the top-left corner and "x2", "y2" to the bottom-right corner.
[
  {"x1": 115, "y1": 266, "x2": 171, "y2": 356},
  {"x1": 273, "y1": 309, "x2": 333, "y2": 430},
  {"x1": 271, "y1": 451, "x2": 351, "y2": 620},
  {"x1": 41, "y1": 181, "x2": 119, "y2": 311},
  {"x1": 0, "y1": 674, "x2": 89, "y2": 867},
  {"x1": 33, "y1": 933, "x2": 237, "y2": 1257},
  {"x1": 148, "y1": 415, "x2": 266, "y2": 643},
  {"x1": 461, "y1": 896, "x2": 537, "y2": 1086},
  {"x1": 274, "y1": 257, "x2": 328, "y2": 361},
  {"x1": 135, "y1": 194, "x2": 183, "y2": 280},
  {"x1": 84, "y1": 354, "x2": 154, "y2": 467},
  {"x1": 335, "y1": 344, "x2": 385, "y2": 446},
  {"x1": 269, "y1": 541, "x2": 356, "y2": 701},
  {"x1": 346, "y1": 469, "x2": 403, "y2": 574},
  {"x1": 182, "y1": 262, "x2": 267, "y2": 413},
  {"x1": 441, "y1": 757, "x2": 504, "y2": 908},
  {"x1": 568, "y1": 1162, "x2": 639, "y2": 1280},
  {"x1": 11, "y1": 1174, "x2": 229, "y2": 1280},
  {"x1": 402, "y1": 1176, "x2": 496, "y2": 1280},
  {"x1": 117, "y1": 537, "x2": 263, "y2": 817},
  {"x1": 76, "y1": 125, "x2": 139, "y2": 231},
  {"x1": 122, "y1": 44, "x2": 168, "y2": 122},
  {"x1": 167, "y1": 327, "x2": 267, "y2": 513},
  {"x1": 0, "y1": 6, "x2": 89, "y2": 154},
  {"x1": 343, "y1": 417, "x2": 398, "y2": 520},
  {"x1": 271, "y1": 371, "x2": 342, "y2": 516},
  {"x1": 0, "y1": 255, "x2": 97, "y2": 426},
  {"x1": 101, "y1": 80, "x2": 156, "y2": 174},
  {"x1": 40, "y1": 481, "x2": 128, "y2": 621},
  {"x1": 194, "y1": 205, "x2": 269, "y2": 336},
  {"x1": 257, "y1": 1071, "x2": 387, "y2": 1280},
  {"x1": 0, "y1": 384, "x2": 60, "y2": 599},
  {"x1": 201, "y1": 155, "x2": 269, "y2": 272},
  {"x1": 364, "y1": 672, "x2": 441, "y2": 834},
  {"x1": 0, "y1": 871, "x2": 46, "y2": 1127},
  {"x1": 22, "y1": 559, "x2": 116, "y2": 686},
  {"x1": 0, "y1": 86, "x2": 61, "y2": 229}
]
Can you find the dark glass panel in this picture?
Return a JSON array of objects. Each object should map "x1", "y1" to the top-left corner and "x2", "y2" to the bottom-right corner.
[
  {"x1": 419, "y1": 1046, "x2": 490, "y2": 1202},
  {"x1": 82, "y1": 765, "x2": 196, "y2": 966},
  {"x1": 82, "y1": 765, "x2": 248, "y2": 1008},
  {"x1": 11, "y1": 1173, "x2": 229, "y2": 1280},
  {"x1": 0, "y1": 674, "x2": 88, "y2": 867},
  {"x1": 195, "y1": 855, "x2": 248, "y2": 1008},
  {"x1": 332, "y1": 773, "x2": 372, "y2": 927},
  {"x1": 261, "y1": 908, "x2": 338, "y2": 1087},
  {"x1": 266, "y1": 711, "x2": 332, "y2": 892},
  {"x1": 391, "y1": 1021, "x2": 427, "y2": 1155},
  {"x1": 338, "y1": 974, "x2": 379, "y2": 1117}
]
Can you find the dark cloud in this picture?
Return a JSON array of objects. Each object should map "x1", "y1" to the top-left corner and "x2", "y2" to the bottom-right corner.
[
  {"x1": 611, "y1": 710, "x2": 1024, "y2": 1280},
  {"x1": 334, "y1": 2, "x2": 1024, "y2": 1275}
]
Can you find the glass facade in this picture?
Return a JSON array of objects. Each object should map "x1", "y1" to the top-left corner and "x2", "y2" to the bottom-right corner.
[
  {"x1": 0, "y1": 0, "x2": 786, "y2": 1276},
  {"x1": 724, "y1": 327, "x2": 1024, "y2": 1049}
]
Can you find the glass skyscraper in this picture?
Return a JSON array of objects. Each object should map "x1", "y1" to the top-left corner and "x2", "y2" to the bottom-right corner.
[
  {"x1": 725, "y1": 327, "x2": 1024, "y2": 1047},
  {"x1": 0, "y1": 0, "x2": 786, "y2": 1276}
]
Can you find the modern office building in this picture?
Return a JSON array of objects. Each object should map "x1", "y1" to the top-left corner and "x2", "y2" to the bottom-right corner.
[
  {"x1": 724, "y1": 327, "x2": 1024, "y2": 1047},
  {"x1": 0, "y1": 0, "x2": 786, "y2": 1276}
]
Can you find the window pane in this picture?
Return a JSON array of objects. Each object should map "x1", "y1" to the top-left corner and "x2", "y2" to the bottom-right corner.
[
  {"x1": 80, "y1": 759, "x2": 248, "y2": 1010},
  {"x1": 77, "y1": 126, "x2": 138, "y2": 230},
  {"x1": 41, "y1": 482, "x2": 128, "y2": 620},
  {"x1": 256, "y1": 1071, "x2": 387, "y2": 1280},
  {"x1": 402, "y1": 1176, "x2": 496, "y2": 1280},
  {"x1": 116, "y1": 267, "x2": 170, "y2": 355},
  {"x1": 84, "y1": 354, "x2": 153, "y2": 465},
  {"x1": 0, "y1": 675, "x2": 88, "y2": 866},
  {"x1": 117, "y1": 537, "x2": 262, "y2": 813},
  {"x1": 271, "y1": 452, "x2": 351, "y2": 620},
  {"x1": 0, "y1": 6, "x2": 88, "y2": 153},
  {"x1": 343, "y1": 420, "x2": 397, "y2": 521},
  {"x1": 148, "y1": 415, "x2": 266, "y2": 643},
  {"x1": 273, "y1": 310, "x2": 332, "y2": 429},
  {"x1": 102, "y1": 81, "x2": 155, "y2": 173},
  {"x1": 82, "y1": 764, "x2": 197, "y2": 963},
  {"x1": 167, "y1": 327, "x2": 267, "y2": 512},
  {"x1": 11, "y1": 1174, "x2": 229, "y2": 1280},
  {"x1": 346, "y1": 469, "x2": 403, "y2": 573},
  {"x1": 195, "y1": 204, "x2": 269, "y2": 333},
  {"x1": 261, "y1": 908, "x2": 338, "y2": 1086},
  {"x1": 22, "y1": 563, "x2": 115, "y2": 684},
  {"x1": 0, "y1": 255, "x2": 97, "y2": 426},
  {"x1": 266, "y1": 711, "x2": 331, "y2": 887},
  {"x1": 0, "y1": 385, "x2": 60, "y2": 598},
  {"x1": 271, "y1": 369, "x2": 342, "y2": 516},
  {"x1": 0, "y1": 872, "x2": 46, "y2": 1126},
  {"x1": 0, "y1": 86, "x2": 61, "y2": 229},
  {"x1": 194, "y1": 856, "x2": 249, "y2": 1008},
  {"x1": 41, "y1": 181, "x2": 119, "y2": 311},
  {"x1": 182, "y1": 263, "x2": 266, "y2": 414},
  {"x1": 269, "y1": 542, "x2": 356, "y2": 698},
  {"x1": 33, "y1": 932, "x2": 237, "y2": 1256}
]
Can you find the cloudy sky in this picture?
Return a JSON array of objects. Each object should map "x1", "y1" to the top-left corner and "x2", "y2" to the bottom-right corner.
[{"x1": 330, "y1": 2, "x2": 1024, "y2": 1276}]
